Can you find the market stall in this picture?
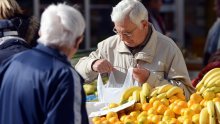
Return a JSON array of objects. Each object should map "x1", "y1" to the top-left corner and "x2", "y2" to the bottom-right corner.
[{"x1": 84, "y1": 68, "x2": 220, "y2": 124}]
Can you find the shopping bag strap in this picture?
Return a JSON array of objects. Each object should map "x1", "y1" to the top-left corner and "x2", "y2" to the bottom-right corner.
[
  {"x1": 97, "y1": 73, "x2": 104, "y2": 102},
  {"x1": 122, "y1": 67, "x2": 134, "y2": 88}
]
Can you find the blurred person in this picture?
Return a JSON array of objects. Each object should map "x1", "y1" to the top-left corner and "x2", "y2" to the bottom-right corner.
[
  {"x1": 203, "y1": 0, "x2": 220, "y2": 66},
  {"x1": 0, "y1": 0, "x2": 39, "y2": 63},
  {"x1": 192, "y1": 49, "x2": 220, "y2": 87},
  {"x1": 0, "y1": 3, "x2": 88, "y2": 124},
  {"x1": 208, "y1": 48, "x2": 220, "y2": 62},
  {"x1": 75, "y1": 0, "x2": 195, "y2": 100},
  {"x1": 142, "y1": 0, "x2": 166, "y2": 34}
]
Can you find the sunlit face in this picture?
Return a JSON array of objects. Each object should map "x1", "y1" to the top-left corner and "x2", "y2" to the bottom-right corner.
[{"x1": 113, "y1": 16, "x2": 148, "y2": 47}]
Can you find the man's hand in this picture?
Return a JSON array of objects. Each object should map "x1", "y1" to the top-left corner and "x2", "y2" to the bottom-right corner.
[
  {"x1": 133, "y1": 64, "x2": 150, "y2": 84},
  {"x1": 92, "y1": 59, "x2": 114, "y2": 73}
]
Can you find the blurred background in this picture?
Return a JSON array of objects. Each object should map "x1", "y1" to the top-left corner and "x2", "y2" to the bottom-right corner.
[{"x1": 16, "y1": 0, "x2": 218, "y2": 79}]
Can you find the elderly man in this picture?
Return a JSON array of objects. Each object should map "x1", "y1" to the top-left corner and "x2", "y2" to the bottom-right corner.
[
  {"x1": 0, "y1": 3, "x2": 88, "y2": 124},
  {"x1": 75, "y1": 0, "x2": 194, "y2": 99}
]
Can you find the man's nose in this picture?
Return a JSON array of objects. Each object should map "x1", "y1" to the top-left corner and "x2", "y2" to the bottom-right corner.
[{"x1": 119, "y1": 34, "x2": 129, "y2": 41}]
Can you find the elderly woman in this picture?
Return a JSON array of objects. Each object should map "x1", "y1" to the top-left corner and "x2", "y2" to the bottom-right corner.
[{"x1": 0, "y1": 0, "x2": 39, "y2": 63}]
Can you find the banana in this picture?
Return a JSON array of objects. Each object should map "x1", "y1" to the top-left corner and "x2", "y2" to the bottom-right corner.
[
  {"x1": 197, "y1": 68, "x2": 220, "y2": 90},
  {"x1": 119, "y1": 86, "x2": 142, "y2": 104},
  {"x1": 166, "y1": 86, "x2": 183, "y2": 98},
  {"x1": 150, "y1": 88, "x2": 159, "y2": 97},
  {"x1": 140, "y1": 91, "x2": 147, "y2": 104},
  {"x1": 199, "y1": 107, "x2": 209, "y2": 124},
  {"x1": 132, "y1": 90, "x2": 140, "y2": 102},
  {"x1": 141, "y1": 83, "x2": 152, "y2": 97},
  {"x1": 205, "y1": 87, "x2": 220, "y2": 93},
  {"x1": 214, "y1": 101, "x2": 220, "y2": 124},
  {"x1": 157, "y1": 84, "x2": 173, "y2": 94},
  {"x1": 202, "y1": 91, "x2": 216, "y2": 101},
  {"x1": 213, "y1": 80, "x2": 220, "y2": 87},
  {"x1": 204, "y1": 71, "x2": 220, "y2": 86},
  {"x1": 156, "y1": 92, "x2": 167, "y2": 99},
  {"x1": 206, "y1": 73, "x2": 220, "y2": 85},
  {"x1": 207, "y1": 101, "x2": 216, "y2": 124},
  {"x1": 199, "y1": 86, "x2": 206, "y2": 93},
  {"x1": 202, "y1": 68, "x2": 220, "y2": 86},
  {"x1": 128, "y1": 96, "x2": 133, "y2": 102},
  {"x1": 196, "y1": 80, "x2": 204, "y2": 91},
  {"x1": 205, "y1": 75, "x2": 220, "y2": 88}
]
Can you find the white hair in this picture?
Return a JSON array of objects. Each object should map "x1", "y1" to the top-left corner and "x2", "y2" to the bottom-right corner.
[
  {"x1": 38, "y1": 3, "x2": 85, "y2": 48},
  {"x1": 111, "y1": 0, "x2": 148, "y2": 26}
]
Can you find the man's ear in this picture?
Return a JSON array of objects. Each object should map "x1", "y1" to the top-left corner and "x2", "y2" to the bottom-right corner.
[{"x1": 141, "y1": 20, "x2": 148, "y2": 29}]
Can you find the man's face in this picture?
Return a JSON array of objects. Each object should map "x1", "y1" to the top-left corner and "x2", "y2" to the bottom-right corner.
[{"x1": 113, "y1": 17, "x2": 148, "y2": 47}]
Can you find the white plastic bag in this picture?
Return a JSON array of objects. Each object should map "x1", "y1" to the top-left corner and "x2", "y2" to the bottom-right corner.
[{"x1": 97, "y1": 67, "x2": 139, "y2": 103}]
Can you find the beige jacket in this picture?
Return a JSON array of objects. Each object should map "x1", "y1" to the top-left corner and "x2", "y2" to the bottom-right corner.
[{"x1": 75, "y1": 26, "x2": 195, "y2": 100}]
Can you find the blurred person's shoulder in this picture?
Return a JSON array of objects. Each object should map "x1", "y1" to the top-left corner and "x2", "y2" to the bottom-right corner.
[{"x1": 209, "y1": 49, "x2": 220, "y2": 63}]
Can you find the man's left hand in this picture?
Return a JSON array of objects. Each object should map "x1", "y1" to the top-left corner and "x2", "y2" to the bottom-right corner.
[{"x1": 133, "y1": 64, "x2": 150, "y2": 84}]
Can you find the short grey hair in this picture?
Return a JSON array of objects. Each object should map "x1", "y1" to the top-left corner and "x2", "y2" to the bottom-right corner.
[
  {"x1": 38, "y1": 3, "x2": 85, "y2": 48},
  {"x1": 111, "y1": 0, "x2": 148, "y2": 26}
]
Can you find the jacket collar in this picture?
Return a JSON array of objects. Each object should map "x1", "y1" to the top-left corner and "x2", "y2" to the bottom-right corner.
[
  {"x1": 0, "y1": 36, "x2": 26, "y2": 45},
  {"x1": 34, "y1": 43, "x2": 71, "y2": 66},
  {"x1": 117, "y1": 24, "x2": 158, "y2": 63},
  {"x1": 0, "y1": 37, "x2": 30, "y2": 49}
]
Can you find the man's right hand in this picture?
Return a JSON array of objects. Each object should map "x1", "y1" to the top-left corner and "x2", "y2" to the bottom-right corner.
[{"x1": 92, "y1": 59, "x2": 114, "y2": 73}]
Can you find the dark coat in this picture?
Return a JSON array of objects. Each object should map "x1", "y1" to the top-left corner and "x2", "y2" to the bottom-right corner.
[
  {"x1": 204, "y1": 19, "x2": 220, "y2": 65},
  {"x1": 0, "y1": 44, "x2": 88, "y2": 124},
  {"x1": 0, "y1": 38, "x2": 30, "y2": 63}
]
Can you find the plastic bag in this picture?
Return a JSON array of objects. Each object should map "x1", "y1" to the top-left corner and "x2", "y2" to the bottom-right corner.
[{"x1": 97, "y1": 67, "x2": 139, "y2": 103}]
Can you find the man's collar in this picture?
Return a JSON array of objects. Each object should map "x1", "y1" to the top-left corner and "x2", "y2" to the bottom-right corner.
[
  {"x1": 127, "y1": 26, "x2": 152, "y2": 55},
  {"x1": 34, "y1": 43, "x2": 71, "y2": 66},
  {"x1": 117, "y1": 40, "x2": 131, "y2": 53}
]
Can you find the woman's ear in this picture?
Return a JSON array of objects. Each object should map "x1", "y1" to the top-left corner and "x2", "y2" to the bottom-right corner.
[
  {"x1": 69, "y1": 36, "x2": 83, "y2": 59},
  {"x1": 73, "y1": 36, "x2": 83, "y2": 49},
  {"x1": 38, "y1": 31, "x2": 41, "y2": 36}
]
